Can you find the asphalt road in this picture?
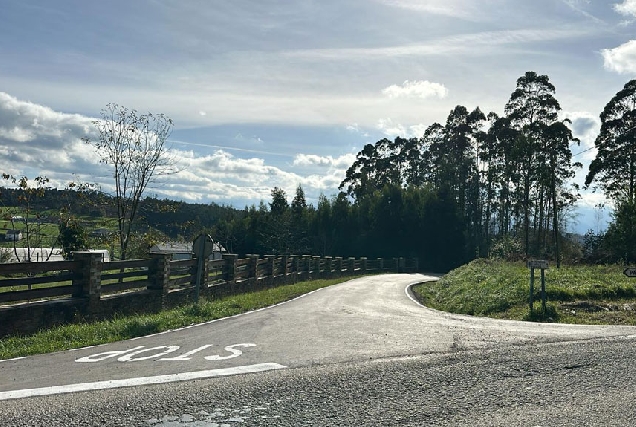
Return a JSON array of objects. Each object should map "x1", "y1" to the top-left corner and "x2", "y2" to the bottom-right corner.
[{"x1": 2, "y1": 274, "x2": 636, "y2": 426}]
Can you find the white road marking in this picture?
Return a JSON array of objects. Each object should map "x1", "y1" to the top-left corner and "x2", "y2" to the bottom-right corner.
[
  {"x1": 0, "y1": 363, "x2": 287, "y2": 401},
  {"x1": 0, "y1": 280, "x2": 338, "y2": 363}
]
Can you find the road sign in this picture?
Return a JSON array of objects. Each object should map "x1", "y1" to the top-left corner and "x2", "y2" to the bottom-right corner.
[
  {"x1": 624, "y1": 267, "x2": 636, "y2": 277},
  {"x1": 527, "y1": 260, "x2": 549, "y2": 269}
]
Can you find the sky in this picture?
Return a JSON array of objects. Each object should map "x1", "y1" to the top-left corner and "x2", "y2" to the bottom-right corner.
[{"x1": 2, "y1": 0, "x2": 636, "y2": 234}]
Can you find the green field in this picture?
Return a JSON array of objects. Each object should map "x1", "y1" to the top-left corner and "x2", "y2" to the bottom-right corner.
[{"x1": 412, "y1": 259, "x2": 636, "y2": 325}]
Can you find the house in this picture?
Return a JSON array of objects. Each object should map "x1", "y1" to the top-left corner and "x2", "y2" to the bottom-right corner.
[
  {"x1": 89, "y1": 228, "x2": 113, "y2": 238},
  {"x1": 149, "y1": 241, "x2": 226, "y2": 261},
  {"x1": 6, "y1": 247, "x2": 64, "y2": 263},
  {"x1": 4, "y1": 229, "x2": 23, "y2": 241},
  {"x1": 3, "y1": 248, "x2": 110, "y2": 263}
]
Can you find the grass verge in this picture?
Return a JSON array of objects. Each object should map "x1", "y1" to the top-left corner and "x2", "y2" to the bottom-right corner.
[
  {"x1": 412, "y1": 259, "x2": 636, "y2": 325},
  {"x1": 0, "y1": 276, "x2": 356, "y2": 360}
]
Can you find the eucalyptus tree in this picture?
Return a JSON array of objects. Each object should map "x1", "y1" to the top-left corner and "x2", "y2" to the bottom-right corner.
[
  {"x1": 544, "y1": 120, "x2": 581, "y2": 266},
  {"x1": 586, "y1": 79, "x2": 636, "y2": 262},
  {"x1": 504, "y1": 71, "x2": 561, "y2": 257},
  {"x1": 339, "y1": 137, "x2": 414, "y2": 199},
  {"x1": 586, "y1": 79, "x2": 636, "y2": 205}
]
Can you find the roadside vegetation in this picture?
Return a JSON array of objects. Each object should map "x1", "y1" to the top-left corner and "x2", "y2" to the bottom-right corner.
[
  {"x1": 0, "y1": 277, "x2": 354, "y2": 360},
  {"x1": 413, "y1": 259, "x2": 636, "y2": 325}
]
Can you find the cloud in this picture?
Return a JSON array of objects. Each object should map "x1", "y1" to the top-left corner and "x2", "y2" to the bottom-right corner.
[
  {"x1": 602, "y1": 40, "x2": 636, "y2": 73},
  {"x1": 0, "y1": 92, "x2": 98, "y2": 184},
  {"x1": 375, "y1": 0, "x2": 504, "y2": 21},
  {"x1": 0, "y1": 92, "x2": 352, "y2": 208},
  {"x1": 614, "y1": 0, "x2": 636, "y2": 17},
  {"x1": 376, "y1": 118, "x2": 430, "y2": 138},
  {"x1": 345, "y1": 123, "x2": 370, "y2": 137},
  {"x1": 293, "y1": 154, "x2": 356, "y2": 169},
  {"x1": 382, "y1": 80, "x2": 448, "y2": 100}
]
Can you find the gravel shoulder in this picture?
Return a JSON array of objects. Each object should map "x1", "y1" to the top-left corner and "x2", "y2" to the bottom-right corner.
[{"x1": 3, "y1": 336, "x2": 635, "y2": 426}]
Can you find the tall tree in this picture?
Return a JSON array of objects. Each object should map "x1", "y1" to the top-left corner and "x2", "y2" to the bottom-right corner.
[
  {"x1": 504, "y1": 71, "x2": 561, "y2": 257},
  {"x1": 83, "y1": 103, "x2": 176, "y2": 260},
  {"x1": 586, "y1": 79, "x2": 636, "y2": 263},
  {"x1": 586, "y1": 79, "x2": 636, "y2": 205}
]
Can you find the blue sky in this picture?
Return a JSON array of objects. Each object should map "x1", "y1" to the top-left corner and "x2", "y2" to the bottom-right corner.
[{"x1": 2, "y1": 0, "x2": 636, "y2": 233}]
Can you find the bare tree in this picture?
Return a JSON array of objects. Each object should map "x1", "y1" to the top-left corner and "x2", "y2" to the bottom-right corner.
[{"x1": 84, "y1": 103, "x2": 176, "y2": 260}]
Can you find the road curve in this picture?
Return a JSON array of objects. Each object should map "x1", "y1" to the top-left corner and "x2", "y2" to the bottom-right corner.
[{"x1": 2, "y1": 274, "x2": 636, "y2": 425}]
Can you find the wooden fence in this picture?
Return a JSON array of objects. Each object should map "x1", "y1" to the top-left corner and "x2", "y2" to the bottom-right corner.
[{"x1": 0, "y1": 252, "x2": 418, "y2": 338}]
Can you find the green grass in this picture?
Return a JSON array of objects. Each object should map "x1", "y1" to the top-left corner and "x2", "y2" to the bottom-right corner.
[
  {"x1": 412, "y1": 259, "x2": 636, "y2": 325},
  {"x1": 0, "y1": 276, "x2": 356, "y2": 360}
]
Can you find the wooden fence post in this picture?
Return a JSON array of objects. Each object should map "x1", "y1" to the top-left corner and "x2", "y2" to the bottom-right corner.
[{"x1": 378, "y1": 258, "x2": 384, "y2": 272}]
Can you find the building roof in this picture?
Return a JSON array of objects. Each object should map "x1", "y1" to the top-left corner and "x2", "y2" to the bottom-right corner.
[{"x1": 149, "y1": 241, "x2": 226, "y2": 254}]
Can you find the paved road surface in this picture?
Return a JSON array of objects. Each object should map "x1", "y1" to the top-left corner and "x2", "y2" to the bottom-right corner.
[{"x1": 1, "y1": 274, "x2": 636, "y2": 425}]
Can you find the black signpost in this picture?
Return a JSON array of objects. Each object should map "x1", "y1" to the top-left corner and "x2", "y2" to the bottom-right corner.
[{"x1": 528, "y1": 260, "x2": 549, "y2": 316}]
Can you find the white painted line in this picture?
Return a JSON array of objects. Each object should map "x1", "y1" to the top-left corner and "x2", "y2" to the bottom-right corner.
[
  {"x1": 405, "y1": 282, "x2": 426, "y2": 307},
  {"x1": 0, "y1": 363, "x2": 287, "y2": 401}
]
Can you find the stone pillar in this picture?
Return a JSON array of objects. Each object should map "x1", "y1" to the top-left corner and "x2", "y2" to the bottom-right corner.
[
  {"x1": 148, "y1": 253, "x2": 171, "y2": 292},
  {"x1": 360, "y1": 257, "x2": 368, "y2": 273},
  {"x1": 223, "y1": 254, "x2": 238, "y2": 284},
  {"x1": 312, "y1": 256, "x2": 321, "y2": 276},
  {"x1": 72, "y1": 252, "x2": 103, "y2": 314},
  {"x1": 282, "y1": 255, "x2": 289, "y2": 276},
  {"x1": 248, "y1": 254, "x2": 259, "y2": 279},
  {"x1": 303, "y1": 255, "x2": 312, "y2": 273},
  {"x1": 324, "y1": 256, "x2": 333, "y2": 275},
  {"x1": 348, "y1": 257, "x2": 356, "y2": 274},
  {"x1": 263, "y1": 255, "x2": 275, "y2": 277},
  {"x1": 291, "y1": 256, "x2": 300, "y2": 282},
  {"x1": 335, "y1": 257, "x2": 343, "y2": 276}
]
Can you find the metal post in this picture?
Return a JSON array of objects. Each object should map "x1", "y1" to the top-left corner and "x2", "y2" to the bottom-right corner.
[
  {"x1": 541, "y1": 268, "x2": 546, "y2": 315},
  {"x1": 529, "y1": 267, "x2": 535, "y2": 315}
]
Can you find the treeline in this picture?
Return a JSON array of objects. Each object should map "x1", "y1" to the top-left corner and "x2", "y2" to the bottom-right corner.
[
  {"x1": 339, "y1": 71, "x2": 581, "y2": 268},
  {"x1": 3, "y1": 71, "x2": 636, "y2": 268}
]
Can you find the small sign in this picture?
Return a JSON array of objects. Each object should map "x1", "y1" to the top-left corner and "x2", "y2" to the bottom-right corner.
[
  {"x1": 527, "y1": 260, "x2": 549, "y2": 269},
  {"x1": 624, "y1": 267, "x2": 636, "y2": 277}
]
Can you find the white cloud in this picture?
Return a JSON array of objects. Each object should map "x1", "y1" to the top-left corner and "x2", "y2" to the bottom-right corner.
[
  {"x1": 375, "y1": 0, "x2": 504, "y2": 20},
  {"x1": 382, "y1": 80, "x2": 448, "y2": 100},
  {"x1": 377, "y1": 118, "x2": 430, "y2": 138},
  {"x1": 615, "y1": 0, "x2": 636, "y2": 17},
  {"x1": 377, "y1": 118, "x2": 407, "y2": 137},
  {"x1": 293, "y1": 153, "x2": 356, "y2": 169},
  {"x1": 602, "y1": 40, "x2": 636, "y2": 74},
  {"x1": 345, "y1": 123, "x2": 370, "y2": 137},
  {"x1": 0, "y1": 92, "x2": 352, "y2": 207}
]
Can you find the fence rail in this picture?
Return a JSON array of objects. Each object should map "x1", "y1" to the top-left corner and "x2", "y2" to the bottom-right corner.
[{"x1": 0, "y1": 252, "x2": 418, "y2": 337}]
